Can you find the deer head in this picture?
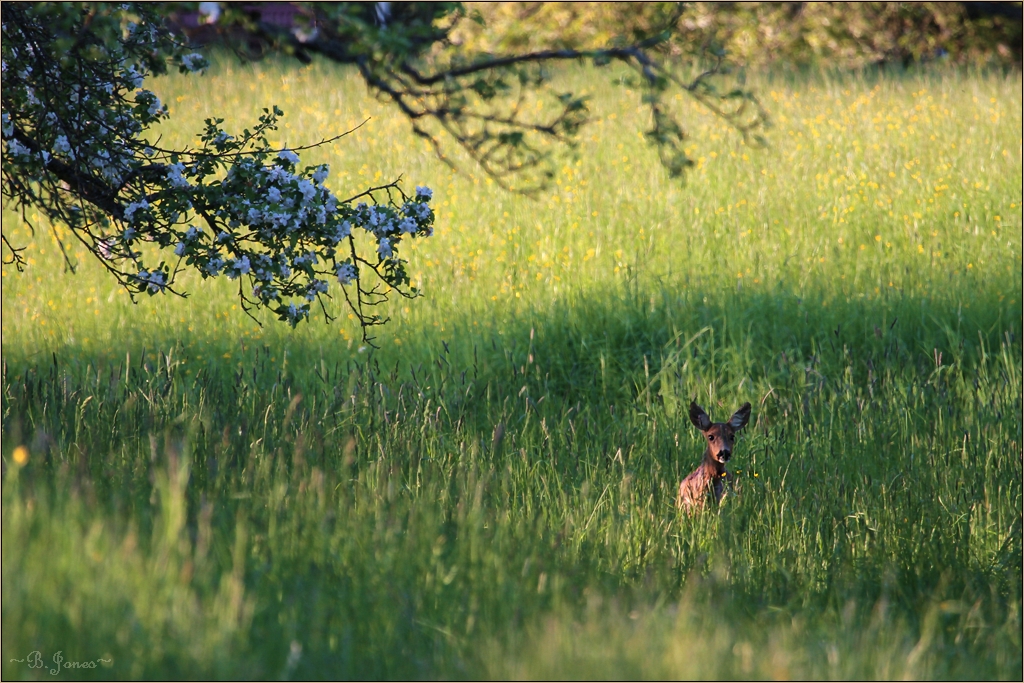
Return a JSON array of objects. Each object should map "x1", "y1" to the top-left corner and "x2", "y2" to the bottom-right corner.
[{"x1": 689, "y1": 401, "x2": 751, "y2": 465}]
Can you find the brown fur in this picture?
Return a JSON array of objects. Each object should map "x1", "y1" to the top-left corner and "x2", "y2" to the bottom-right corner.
[{"x1": 677, "y1": 401, "x2": 751, "y2": 514}]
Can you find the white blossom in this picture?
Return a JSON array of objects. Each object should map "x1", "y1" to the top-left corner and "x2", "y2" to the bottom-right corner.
[
  {"x1": 415, "y1": 185, "x2": 433, "y2": 200},
  {"x1": 205, "y1": 256, "x2": 225, "y2": 275},
  {"x1": 227, "y1": 255, "x2": 250, "y2": 279},
  {"x1": 254, "y1": 284, "x2": 277, "y2": 300},
  {"x1": 332, "y1": 220, "x2": 352, "y2": 244},
  {"x1": 6, "y1": 138, "x2": 32, "y2": 160},
  {"x1": 126, "y1": 65, "x2": 144, "y2": 88},
  {"x1": 181, "y1": 53, "x2": 207, "y2": 72},
  {"x1": 146, "y1": 94, "x2": 162, "y2": 117},
  {"x1": 278, "y1": 149, "x2": 300, "y2": 165},
  {"x1": 198, "y1": 1, "x2": 221, "y2": 23},
  {"x1": 377, "y1": 237, "x2": 393, "y2": 260},
  {"x1": 336, "y1": 262, "x2": 357, "y2": 286},
  {"x1": 137, "y1": 268, "x2": 166, "y2": 293},
  {"x1": 123, "y1": 199, "x2": 148, "y2": 223},
  {"x1": 305, "y1": 279, "x2": 329, "y2": 300},
  {"x1": 166, "y1": 162, "x2": 190, "y2": 189},
  {"x1": 147, "y1": 271, "x2": 166, "y2": 292},
  {"x1": 366, "y1": 206, "x2": 381, "y2": 227},
  {"x1": 97, "y1": 237, "x2": 115, "y2": 260},
  {"x1": 297, "y1": 179, "x2": 316, "y2": 204},
  {"x1": 53, "y1": 135, "x2": 71, "y2": 156},
  {"x1": 265, "y1": 164, "x2": 289, "y2": 183}
]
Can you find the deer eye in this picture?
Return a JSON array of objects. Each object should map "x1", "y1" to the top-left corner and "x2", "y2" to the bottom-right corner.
[{"x1": 708, "y1": 435, "x2": 716, "y2": 441}]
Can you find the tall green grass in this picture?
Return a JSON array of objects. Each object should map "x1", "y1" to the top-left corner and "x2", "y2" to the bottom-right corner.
[{"x1": 2, "y1": 58, "x2": 1021, "y2": 679}]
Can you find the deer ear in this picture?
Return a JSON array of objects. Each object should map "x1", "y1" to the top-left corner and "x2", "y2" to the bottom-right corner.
[
  {"x1": 689, "y1": 402, "x2": 711, "y2": 431},
  {"x1": 729, "y1": 402, "x2": 751, "y2": 430}
]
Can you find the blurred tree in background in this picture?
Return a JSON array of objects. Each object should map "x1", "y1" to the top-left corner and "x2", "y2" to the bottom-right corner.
[
  {"x1": 172, "y1": 1, "x2": 770, "y2": 194},
  {"x1": 452, "y1": 2, "x2": 1022, "y2": 69}
]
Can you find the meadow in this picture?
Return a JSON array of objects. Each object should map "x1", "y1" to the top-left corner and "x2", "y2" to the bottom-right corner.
[{"x1": 2, "y1": 56, "x2": 1022, "y2": 679}]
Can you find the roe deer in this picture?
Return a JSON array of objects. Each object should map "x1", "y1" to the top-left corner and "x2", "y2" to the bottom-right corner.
[{"x1": 677, "y1": 401, "x2": 751, "y2": 514}]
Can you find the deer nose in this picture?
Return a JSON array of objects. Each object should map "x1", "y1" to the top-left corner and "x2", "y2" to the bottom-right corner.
[{"x1": 719, "y1": 450, "x2": 731, "y2": 461}]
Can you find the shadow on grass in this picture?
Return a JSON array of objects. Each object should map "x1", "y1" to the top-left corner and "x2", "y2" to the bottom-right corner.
[
  {"x1": 2, "y1": 276, "x2": 1021, "y2": 680},
  {"x1": 4, "y1": 274, "x2": 1019, "y2": 530},
  {"x1": 4, "y1": 271, "x2": 1020, "y2": 392}
]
